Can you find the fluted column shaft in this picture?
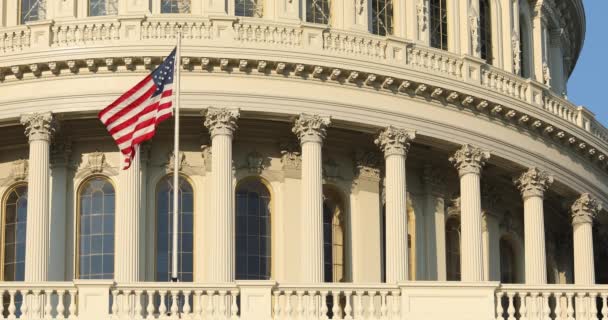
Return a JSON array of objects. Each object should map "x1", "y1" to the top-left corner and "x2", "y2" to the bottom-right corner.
[
  {"x1": 375, "y1": 126, "x2": 415, "y2": 283},
  {"x1": 515, "y1": 167, "x2": 553, "y2": 284},
  {"x1": 21, "y1": 112, "x2": 55, "y2": 282},
  {"x1": 115, "y1": 146, "x2": 142, "y2": 282},
  {"x1": 571, "y1": 194, "x2": 602, "y2": 285},
  {"x1": 204, "y1": 108, "x2": 240, "y2": 283},
  {"x1": 293, "y1": 114, "x2": 330, "y2": 283},
  {"x1": 450, "y1": 144, "x2": 489, "y2": 282}
]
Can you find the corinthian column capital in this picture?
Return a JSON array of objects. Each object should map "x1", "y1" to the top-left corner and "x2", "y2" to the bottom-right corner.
[
  {"x1": 374, "y1": 126, "x2": 416, "y2": 157},
  {"x1": 514, "y1": 167, "x2": 554, "y2": 199},
  {"x1": 449, "y1": 144, "x2": 490, "y2": 176},
  {"x1": 202, "y1": 107, "x2": 240, "y2": 137},
  {"x1": 292, "y1": 113, "x2": 331, "y2": 144},
  {"x1": 20, "y1": 112, "x2": 56, "y2": 142},
  {"x1": 571, "y1": 193, "x2": 602, "y2": 226}
]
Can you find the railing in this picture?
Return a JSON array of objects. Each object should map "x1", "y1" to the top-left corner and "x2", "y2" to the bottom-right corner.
[
  {"x1": 51, "y1": 20, "x2": 121, "y2": 47},
  {"x1": 272, "y1": 283, "x2": 401, "y2": 320},
  {"x1": 323, "y1": 30, "x2": 388, "y2": 61},
  {"x1": 482, "y1": 65, "x2": 529, "y2": 101},
  {"x1": 141, "y1": 17, "x2": 214, "y2": 41},
  {"x1": 234, "y1": 20, "x2": 303, "y2": 47},
  {"x1": 0, "y1": 26, "x2": 31, "y2": 53},
  {"x1": 543, "y1": 93, "x2": 580, "y2": 126},
  {"x1": 0, "y1": 282, "x2": 77, "y2": 319},
  {"x1": 496, "y1": 285, "x2": 608, "y2": 320},
  {"x1": 406, "y1": 44, "x2": 464, "y2": 79}
]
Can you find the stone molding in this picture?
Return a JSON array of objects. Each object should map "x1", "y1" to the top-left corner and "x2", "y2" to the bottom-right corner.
[
  {"x1": 1, "y1": 159, "x2": 29, "y2": 186},
  {"x1": 279, "y1": 141, "x2": 301, "y2": 171},
  {"x1": 20, "y1": 112, "x2": 56, "y2": 142},
  {"x1": 571, "y1": 193, "x2": 602, "y2": 226},
  {"x1": 75, "y1": 151, "x2": 118, "y2": 179},
  {"x1": 292, "y1": 114, "x2": 331, "y2": 144},
  {"x1": 514, "y1": 167, "x2": 554, "y2": 199},
  {"x1": 449, "y1": 144, "x2": 490, "y2": 177},
  {"x1": 374, "y1": 126, "x2": 416, "y2": 157},
  {"x1": 202, "y1": 107, "x2": 240, "y2": 137},
  {"x1": 354, "y1": 150, "x2": 382, "y2": 181},
  {"x1": 423, "y1": 165, "x2": 445, "y2": 196}
]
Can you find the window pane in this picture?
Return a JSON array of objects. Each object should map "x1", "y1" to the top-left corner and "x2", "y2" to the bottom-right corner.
[
  {"x1": 155, "y1": 176, "x2": 194, "y2": 282},
  {"x1": 236, "y1": 180, "x2": 271, "y2": 280},
  {"x1": 89, "y1": 0, "x2": 118, "y2": 16},
  {"x1": 430, "y1": 0, "x2": 448, "y2": 50},
  {"x1": 3, "y1": 185, "x2": 27, "y2": 281},
  {"x1": 21, "y1": 0, "x2": 46, "y2": 23},
  {"x1": 306, "y1": 0, "x2": 330, "y2": 24},
  {"x1": 235, "y1": 0, "x2": 262, "y2": 17},
  {"x1": 78, "y1": 178, "x2": 115, "y2": 280},
  {"x1": 161, "y1": 0, "x2": 191, "y2": 13},
  {"x1": 479, "y1": 0, "x2": 492, "y2": 62},
  {"x1": 371, "y1": 0, "x2": 393, "y2": 36}
]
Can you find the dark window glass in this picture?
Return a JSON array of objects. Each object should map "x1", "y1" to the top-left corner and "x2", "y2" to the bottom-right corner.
[
  {"x1": 235, "y1": 0, "x2": 262, "y2": 17},
  {"x1": 78, "y1": 177, "x2": 115, "y2": 280},
  {"x1": 236, "y1": 179, "x2": 271, "y2": 280},
  {"x1": 3, "y1": 185, "x2": 27, "y2": 281},
  {"x1": 20, "y1": 0, "x2": 45, "y2": 23},
  {"x1": 479, "y1": 0, "x2": 492, "y2": 62},
  {"x1": 89, "y1": 0, "x2": 118, "y2": 16},
  {"x1": 156, "y1": 176, "x2": 194, "y2": 282},
  {"x1": 430, "y1": 0, "x2": 448, "y2": 50},
  {"x1": 446, "y1": 218, "x2": 461, "y2": 281},
  {"x1": 323, "y1": 202, "x2": 334, "y2": 282},
  {"x1": 306, "y1": 0, "x2": 330, "y2": 24},
  {"x1": 161, "y1": 0, "x2": 191, "y2": 13},
  {"x1": 500, "y1": 238, "x2": 516, "y2": 283},
  {"x1": 371, "y1": 0, "x2": 393, "y2": 36}
]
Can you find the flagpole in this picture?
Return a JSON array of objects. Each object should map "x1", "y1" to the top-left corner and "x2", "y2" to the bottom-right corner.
[{"x1": 171, "y1": 27, "x2": 182, "y2": 283}]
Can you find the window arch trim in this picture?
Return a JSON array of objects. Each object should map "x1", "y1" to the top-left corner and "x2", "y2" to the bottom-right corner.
[
  {"x1": 74, "y1": 175, "x2": 116, "y2": 280},
  {"x1": 1, "y1": 183, "x2": 28, "y2": 281}
]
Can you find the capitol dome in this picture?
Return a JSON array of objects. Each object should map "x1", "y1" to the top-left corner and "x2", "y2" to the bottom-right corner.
[{"x1": 0, "y1": 0, "x2": 606, "y2": 319}]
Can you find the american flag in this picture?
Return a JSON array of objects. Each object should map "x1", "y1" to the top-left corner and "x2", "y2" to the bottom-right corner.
[{"x1": 99, "y1": 49, "x2": 176, "y2": 169}]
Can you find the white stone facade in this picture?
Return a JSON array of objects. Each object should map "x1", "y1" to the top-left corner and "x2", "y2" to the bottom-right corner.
[{"x1": 0, "y1": 0, "x2": 606, "y2": 319}]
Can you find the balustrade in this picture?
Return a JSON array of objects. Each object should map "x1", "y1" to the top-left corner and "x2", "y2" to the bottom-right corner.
[
  {"x1": 0, "y1": 27, "x2": 31, "y2": 53},
  {"x1": 234, "y1": 20, "x2": 303, "y2": 47},
  {"x1": 51, "y1": 21, "x2": 121, "y2": 47},
  {"x1": 406, "y1": 44, "x2": 463, "y2": 79},
  {"x1": 481, "y1": 65, "x2": 528, "y2": 101},
  {"x1": 542, "y1": 94, "x2": 580, "y2": 126},
  {"x1": 141, "y1": 18, "x2": 213, "y2": 41},
  {"x1": 323, "y1": 31, "x2": 388, "y2": 61},
  {"x1": 0, "y1": 283, "x2": 77, "y2": 319}
]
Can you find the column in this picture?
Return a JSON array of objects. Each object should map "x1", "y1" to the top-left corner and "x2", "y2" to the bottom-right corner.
[
  {"x1": 515, "y1": 167, "x2": 553, "y2": 284},
  {"x1": 423, "y1": 166, "x2": 446, "y2": 281},
  {"x1": 449, "y1": 144, "x2": 489, "y2": 282},
  {"x1": 49, "y1": 139, "x2": 71, "y2": 281},
  {"x1": 20, "y1": 112, "x2": 55, "y2": 282},
  {"x1": 292, "y1": 114, "x2": 331, "y2": 283},
  {"x1": 115, "y1": 146, "x2": 143, "y2": 282},
  {"x1": 203, "y1": 107, "x2": 240, "y2": 282},
  {"x1": 375, "y1": 126, "x2": 416, "y2": 283},
  {"x1": 482, "y1": 211, "x2": 500, "y2": 281},
  {"x1": 531, "y1": 4, "x2": 545, "y2": 83},
  {"x1": 570, "y1": 193, "x2": 602, "y2": 285}
]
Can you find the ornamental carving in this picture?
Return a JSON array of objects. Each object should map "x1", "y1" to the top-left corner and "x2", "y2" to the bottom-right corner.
[
  {"x1": 417, "y1": 0, "x2": 428, "y2": 32},
  {"x1": 86, "y1": 151, "x2": 107, "y2": 173},
  {"x1": 514, "y1": 167, "x2": 554, "y2": 198},
  {"x1": 323, "y1": 158, "x2": 340, "y2": 179},
  {"x1": 374, "y1": 126, "x2": 416, "y2": 157},
  {"x1": 292, "y1": 114, "x2": 331, "y2": 143},
  {"x1": 201, "y1": 144, "x2": 212, "y2": 171},
  {"x1": 354, "y1": 150, "x2": 381, "y2": 180},
  {"x1": 20, "y1": 112, "x2": 56, "y2": 142},
  {"x1": 202, "y1": 108, "x2": 240, "y2": 137},
  {"x1": 543, "y1": 62, "x2": 552, "y2": 87},
  {"x1": 571, "y1": 193, "x2": 602, "y2": 225},
  {"x1": 512, "y1": 32, "x2": 521, "y2": 75},
  {"x1": 9, "y1": 159, "x2": 28, "y2": 182},
  {"x1": 449, "y1": 144, "x2": 490, "y2": 176},
  {"x1": 356, "y1": 0, "x2": 366, "y2": 15},
  {"x1": 469, "y1": 14, "x2": 480, "y2": 55},
  {"x1": 279, "y1": 141, "x2": 301, "y2": 170},
  {"x1": 166, "y1": 151, "x2": 186, "y2": 172},
  {"x1": 245, "y1": 151, "x2": 269, "y2": 174},
  {"x1": 423, "y1": 165, "x2": 445, "y2": 195}
]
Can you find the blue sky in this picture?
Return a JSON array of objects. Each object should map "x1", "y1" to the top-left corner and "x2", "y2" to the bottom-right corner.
[{"x1": 567, "y1": 0, "x2": 608, "y2": 125}]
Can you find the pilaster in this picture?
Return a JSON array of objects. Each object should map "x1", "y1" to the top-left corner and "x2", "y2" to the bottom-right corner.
[
  {"x1": 570, "y1": 193, "x2": 602, "y2": 285},
  {"x1": 293, "y1": 113, "x2": 331, "y2": 283},
  {"x1": 375, "y1": 126, "x2": 416, "y2": 283},
  {"x1": 49, "y1": 138, "x2": 72, "y2": 281},
  {"x1": 203, "y1": 107, "x2": 240, "y2": 283},
  {"x1": 449, "y1": 144, "x2": 489, "y2": 282},
  {"x1": 423, "y1": 165, "x2": 445, "y2": 281},
  {"x1": 20, "y1": 112, "x2": 56, "y2": 282}
]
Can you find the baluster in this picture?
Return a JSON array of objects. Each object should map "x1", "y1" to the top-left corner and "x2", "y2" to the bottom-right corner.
[
  {"x1": 111, "y1": 290, "x2": 119, "y2": 319},
  {"x1": 331, "y1": 291, "x2": 341, "y2": 320},
  {"x1": 170, "y1": 291, "x2": 179, "y2": 320},
  {"x1": 7, "y1": 290, "x2": 16, "y2": 320},
  {"x1": 344, "y1": 291, "x2": 353, "y2": 320},
  {"x1": 21, "y1": 290, "x2": 29, "y2": 319},
  {"x1": 284, "y1": 291, "x2": 293, "y2": 319},
  {"x1": 554, "y1": 292, "x2": 562, "y2": 320},
  {"x1": 159, "y1": 291, "x2": 168, "y2": 318},
  {"x1": 520, "y1": 292, "x2": 527, "y2": 320},
  {"x1": 308, "y1": 290, "x2": 316, "y2": 319},
  {"x1": 194, "y1": 290, "x2": 203, "y2": 320},
  {"x1": 380, "y1": 291, "x2": 388, "y2": 320},
  {"x1": 391, "y1": 291, "x2": 400, "y2": 320},
  {"x1": 601, "y1": 294, "x2": 608, "y2": 320},
  {"x1": 56, "y1": 290, "x2": 65, "y2": 320},
  {"x1": 495, "y1": 292, "x2": 504, "y2": 320},
  {"x1": 182, "y1": 290, "x2": 192, "y2": 319},
  {"x1": 218, "y1": 291, "x2": 227, "y2": 319},
  {"x1": 33, "y1": 289, "x2": 42, "y2": 319},
  {"x1": 205, "y1": 290, "x2": 214, "y2": 319},
  {"x1": 44, "y1": 290, "x2": 52, "y2": 320},
  {"x1": 354, "y1": 291, "x2": 364, "y2": 319},
  {"x1": 368, "y1": 291, "x2": 376, "y2": 319},
  {"x1": 320, "y1": 291, "x2": 328, "y2": 320},
  {"x1": 543, "y1": 293, "x2": 551, "y2": 320},
  {"x1": 230, "y1": 290, "x2": 239, "y2": 320},
  {"x1": 507, "y1": 292, "x2": 516, "y2": 320},
  {"x1": 591, "y1": 293, "x2": 599, "y2": 320},
  {"x1": 134, "y1": 290, "x2": 143, "y2": 320},
  {"x1": 68, "y1": 290, "x2": 77, "y2": 320},
  {"x1": 296, "y1": 291, "x2": 305, "y2": 320},
  {"x1": 566, "y1": 293, "x2": 575, "y2": 320},
  {"x1": 146, "y1": 290, "x2": 155, "y2": 320}
]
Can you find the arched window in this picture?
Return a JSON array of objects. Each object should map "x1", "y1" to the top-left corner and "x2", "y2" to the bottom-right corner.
[
  {"x1": 479, "y1": 0, "x2": 493, "y2": 62},
  {"x1": 446, "y1": 217, "x2": 461, "y2": 281},
  {"x1": 156, "y1": 175, "x2": 194, "y2": 282},
  {"x1": 235, "y1": 0, "x2": 262, "y2": 17},
  {"x1": 371, "y1": 0, "x2": 393, "y2": 36},
  {"x1": 306, "y1": 0, "x2": 330, "y2": 24},
  {"x1": 430, "y1": 0, "x2": 448, "y2": 50},
  {"x1": 78, "y1": 177, "x2": 115, "y2": 279},
  {"x1": 161, "y1": 0, "x2": 191, "y2": 13},
  {"x1": 89, "y1": 0, "x2": 118, "y2": 16},
  {"x1": 519, "y1": 10, "x2": 532, "y2": 78},
  {"x1": 236, "y1": 179, "x2": 271, "y2": 280},
  {"x1": 2, "y1": 185, "x2": 27, "y2": 281},
  {"x1": 20, "y1": 0, "x2": 46, "y2": 23},
  {"x1": 323, "y1": 187, "x2": 345, "y2": 282},
  {"x1": 500, "y1": 238, "x2": 516, "y2": 283}
]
